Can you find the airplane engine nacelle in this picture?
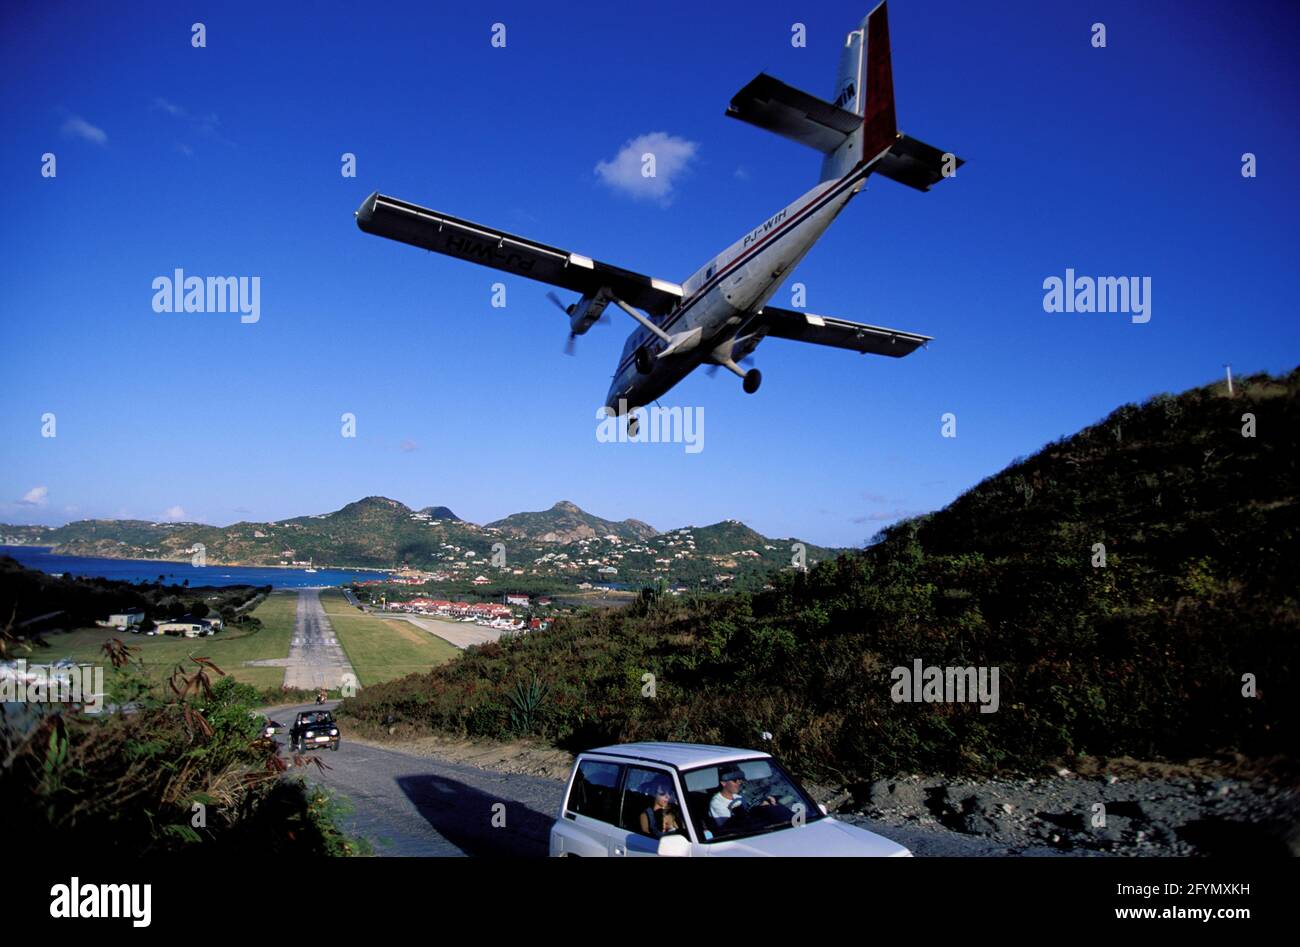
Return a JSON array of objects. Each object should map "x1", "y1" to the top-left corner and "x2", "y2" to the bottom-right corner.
[{"x1": 568, "y1": 290, "x2": 612, "y2": 337}]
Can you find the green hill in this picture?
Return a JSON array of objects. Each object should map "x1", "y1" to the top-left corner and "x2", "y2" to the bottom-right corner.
[
  {"x1": 1, "y1": 498, "x2": 836, "y2": 589},
  {"x1": 486, "y1": 500, "x2": 656, "y2": 544},
  {"x1": 683, "y1": 520, "x2": 767, "y2": 554},
  {"x1": 682, "y1": 520, "x2": 836, "y2": 562},
  {"x1": 345, "y1": 369, "x2": 1300, "y2": 780}
]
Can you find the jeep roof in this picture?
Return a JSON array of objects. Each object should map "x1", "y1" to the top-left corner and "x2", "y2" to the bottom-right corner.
[{"x1": 579, "y1": 742, "x2": 772, "y2": 772}]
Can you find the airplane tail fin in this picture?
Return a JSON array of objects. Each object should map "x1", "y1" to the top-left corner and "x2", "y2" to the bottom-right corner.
[
  {"x1": 820, "y1": 2, "x2": 895, "y2": 183},
  {"x1": 726, "y1": 2, "x2": 962, "y2": 189}
]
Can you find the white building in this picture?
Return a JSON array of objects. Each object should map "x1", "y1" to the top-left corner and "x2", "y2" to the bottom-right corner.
[
  {"x1": 155, "y1": 619, "x2": 206, "y2": 638},
  {"x1": 104, "y1": 609, "x2": 145, "y2": 629}
]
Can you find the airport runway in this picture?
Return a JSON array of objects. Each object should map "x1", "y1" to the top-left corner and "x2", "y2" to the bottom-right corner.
[
  {"x1": 283, "y1": 589, "x2": 356, "y2": 690},
  {"x1": 389, "y1": 614, "x2": 508, "y2": 649}
]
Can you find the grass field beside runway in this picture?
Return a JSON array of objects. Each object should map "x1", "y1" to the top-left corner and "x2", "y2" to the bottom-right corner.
[
  {"x1": 318, "y1": 588, "x2": 460, "y2": 686},
  {"x1": 35, "y1": 589, "x2": 299, "y2": 695}
]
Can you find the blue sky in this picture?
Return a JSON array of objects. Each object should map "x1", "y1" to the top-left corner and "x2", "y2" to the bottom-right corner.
[{"x1": 1, "y1": 0, "x2": 1297, "y2": 547}]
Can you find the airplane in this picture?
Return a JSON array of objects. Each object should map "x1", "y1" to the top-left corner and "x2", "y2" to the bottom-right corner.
[{"x1": 356, "y1": 1, "x2": 961, "y2": 436}]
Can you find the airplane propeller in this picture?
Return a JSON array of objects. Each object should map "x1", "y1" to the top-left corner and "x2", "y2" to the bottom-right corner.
[
  {"x1": 546, "y1": 292, "x2": 581, "y2": 355},
  {"x1": 546, "y1": 291, "x2": 574, "y2": 317},
  {"x1": 548, "y1": 291, "x2": 609, "y2": 356}
]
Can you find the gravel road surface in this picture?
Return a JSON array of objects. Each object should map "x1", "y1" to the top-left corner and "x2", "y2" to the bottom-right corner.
[
  {"x1": 274, "y1": 702, "x2": 562, "y2": 856},
  {"x1": 265, "y1": 704, "x2": 1296, "y2": 857}
]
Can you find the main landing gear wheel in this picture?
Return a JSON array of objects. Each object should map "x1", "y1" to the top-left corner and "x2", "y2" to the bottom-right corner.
[
  {"x1": 743, "y1": 368, "x2": 762, "y2": 394},
  {"x1": 635, "y1": 348, "x2": 653, "y2": 374}
]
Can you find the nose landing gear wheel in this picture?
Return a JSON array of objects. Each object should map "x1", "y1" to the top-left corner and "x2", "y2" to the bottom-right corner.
[{"x1": 743, "y1": 368, "x2": 762, "y2": 394}]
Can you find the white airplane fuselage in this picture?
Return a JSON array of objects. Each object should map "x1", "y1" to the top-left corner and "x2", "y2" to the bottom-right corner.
[{"x1": 604, "y1": 165, "x2": 870, "y2": 414}]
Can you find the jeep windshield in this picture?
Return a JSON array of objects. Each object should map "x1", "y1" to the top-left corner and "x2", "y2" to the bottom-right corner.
[{"x1": 681, "y1": 757, "x2": 825, "y2": 843}]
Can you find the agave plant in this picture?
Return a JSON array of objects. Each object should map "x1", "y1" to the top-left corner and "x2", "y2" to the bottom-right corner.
[{"x1": 507, "y1": 673, "x2": 550, "y2": 735}]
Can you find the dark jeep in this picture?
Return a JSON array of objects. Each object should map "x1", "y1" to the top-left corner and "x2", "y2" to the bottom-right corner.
[{"x1": 289, "y1": 710, "x2": 340, "y2": 753}]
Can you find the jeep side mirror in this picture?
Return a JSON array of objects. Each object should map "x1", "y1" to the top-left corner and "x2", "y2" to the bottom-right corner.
[
  {"x1": 819, "y1": 804, "x2": 829, "y2": 816},
  {"x1": 657, "y1": 834, "x2": 691, "y2": 857}
]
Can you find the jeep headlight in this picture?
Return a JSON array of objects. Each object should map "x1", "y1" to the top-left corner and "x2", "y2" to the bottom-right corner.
[
  {"x1": 330, "y1": 729, "x2": 338, "y2": 736},
  {"x1": 306, "y1": 730, "x2": 315, "y2": 738}
]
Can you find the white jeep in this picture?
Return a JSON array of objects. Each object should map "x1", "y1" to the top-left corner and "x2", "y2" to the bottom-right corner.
[{"x1": 550, "y1": 742, "x2": 911, "y2": 857}]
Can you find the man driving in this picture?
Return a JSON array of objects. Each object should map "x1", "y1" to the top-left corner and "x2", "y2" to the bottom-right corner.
[{"x1": 709, "y1": 766, "x2": 776, "y2": 826}]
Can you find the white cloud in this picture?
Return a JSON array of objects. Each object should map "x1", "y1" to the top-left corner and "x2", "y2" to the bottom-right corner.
[
  {"x1": 20, "y1": 486, "x2": 48, "y2": 506},
  {"x1": 152, "y1": 97, "x2": 235, "y2": 148},
  {"x1": 164, "y1": 505, "x2": 187, "y2": 520},
  {"x1": 152, "y1": 97, "x2": 186, "y2": 118},
  {"x1": 61, "y1": 116, "x2": 107, "y2": 146},
  {"x1": 852, "y1": 508, "x2": 924, "y2": 525},
  {"x1": 595, "y1": 132, "x2": 698, "y2": 204}
]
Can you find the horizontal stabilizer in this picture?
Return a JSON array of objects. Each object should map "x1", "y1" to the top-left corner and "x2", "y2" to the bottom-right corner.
[
  {"x1": 726, "y1": 73, "x2": 861, "y2": 154},
  {"x1": 872, "y1": 134, "x2": 964, "y2": 191}
]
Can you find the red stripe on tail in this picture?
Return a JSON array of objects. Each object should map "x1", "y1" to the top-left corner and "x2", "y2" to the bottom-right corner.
[{"x1": 861, "y1": 2, "x2": 897, "y2": 164}]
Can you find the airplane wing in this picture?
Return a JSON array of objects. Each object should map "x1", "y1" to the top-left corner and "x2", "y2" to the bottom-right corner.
[
  {"x1": 751, "y1": 306, "x2": 932, "y2": 357},
  {"x1": 355, "y1": 192, "x2": 683, "y2": 316}
]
